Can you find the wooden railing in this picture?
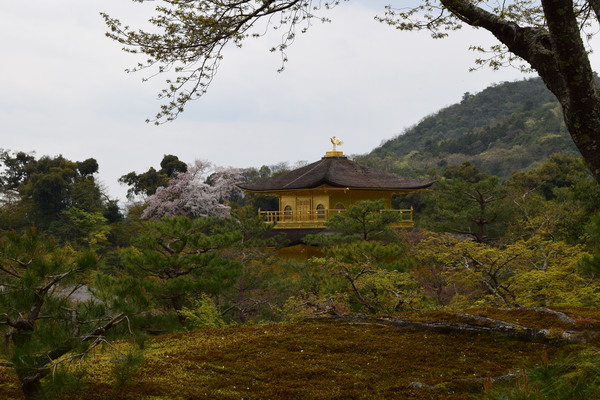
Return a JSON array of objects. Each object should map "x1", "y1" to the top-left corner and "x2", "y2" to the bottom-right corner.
[{"x1": 258, "y1": 208, "x2": 414, "y2": 229}]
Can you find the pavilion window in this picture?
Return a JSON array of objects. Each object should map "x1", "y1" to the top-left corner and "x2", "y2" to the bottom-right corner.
[
  {"x1": 284, "y1": 205, "x2": 293, "y2": 220},
  {"x1": 333, "y1": 203, "x2": 345, "y2": 214},
  {"x1": 316, "y1": 204, "x2": 326, "y2": 220}
]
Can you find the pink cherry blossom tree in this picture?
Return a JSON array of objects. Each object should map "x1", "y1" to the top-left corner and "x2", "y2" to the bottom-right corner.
[{"x1": 141, "y1": 160, "x2": 243, "y2": 219}]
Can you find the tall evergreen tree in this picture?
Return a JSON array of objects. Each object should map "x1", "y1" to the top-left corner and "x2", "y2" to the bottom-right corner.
[
  {"x1": 0, "y1": 229, "x2": 128, "y2": 399},
  {"x1": 120, "y1": 216, "x2": 243, "y2": 324}
]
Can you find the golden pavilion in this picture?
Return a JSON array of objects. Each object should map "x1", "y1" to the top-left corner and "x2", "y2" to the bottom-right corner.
[{"x1": 238, "y1": 138, "x2": 435, "y2": 230}]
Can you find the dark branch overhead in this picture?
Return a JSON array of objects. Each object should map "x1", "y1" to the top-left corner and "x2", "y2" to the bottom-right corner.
[{"x1": 239, "y1": 155, "x2": 435, "y2": 192}]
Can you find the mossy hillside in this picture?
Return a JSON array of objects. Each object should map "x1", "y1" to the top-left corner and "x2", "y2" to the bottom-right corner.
[
  {"x1": 1, "y1": 312, "x2": 584, "y2": 400},
  {"x1": 4, "y1": 306, "x2": 600, "y2": 399},
  {"x1": 71, "y1": 322, "x2": 552, "y2": 399}
]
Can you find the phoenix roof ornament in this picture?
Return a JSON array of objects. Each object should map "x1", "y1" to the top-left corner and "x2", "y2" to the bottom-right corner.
[{"x1": 330, "y1": 136, "x2": 343, "y2": 151}]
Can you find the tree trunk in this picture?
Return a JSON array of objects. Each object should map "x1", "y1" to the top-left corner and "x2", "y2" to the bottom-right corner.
[
  {"x1": 310, "y1": 314, "x2": 587, "y2": 343},
  {"x1": 20, "y1": 374, "x2": 43, "y2": 400},
  {"x1": 172, "y1": 295, "x2": 187, "y2": 324},
  {"x1": 540, "y1": 0, "x2": 600, "y2": 181}
]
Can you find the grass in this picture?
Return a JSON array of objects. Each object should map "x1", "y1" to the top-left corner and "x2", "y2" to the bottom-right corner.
[{"x1": 1, "y1": 308, "x2": 598, "y2": 400}]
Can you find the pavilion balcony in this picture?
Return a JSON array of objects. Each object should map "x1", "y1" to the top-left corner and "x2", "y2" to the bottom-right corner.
[{"x1": 258, "y1": 208, "x2": 414, "y2": 229}]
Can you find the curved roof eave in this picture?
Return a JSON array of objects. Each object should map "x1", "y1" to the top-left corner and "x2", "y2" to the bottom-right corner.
[
  {"x1": 237, "y1": 182, "x2": 436, "y2": 193},
  {"x1": 237, "y1": 156, "x2": 436, "y2": 192}
]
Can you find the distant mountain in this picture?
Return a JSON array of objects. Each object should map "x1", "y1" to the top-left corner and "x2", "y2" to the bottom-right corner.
[{"x1": 357, "y1": 78, "x2": 579, "y2": 178}]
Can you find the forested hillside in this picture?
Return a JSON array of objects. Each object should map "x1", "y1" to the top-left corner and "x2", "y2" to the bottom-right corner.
[{"x1": 359, "y1": 78, "x2": 579, "y2": 178}]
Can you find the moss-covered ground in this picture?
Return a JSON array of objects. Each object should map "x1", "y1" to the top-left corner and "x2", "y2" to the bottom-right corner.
[{"x1": 2, "y1": 308, "x2": 599, "y2": 400}]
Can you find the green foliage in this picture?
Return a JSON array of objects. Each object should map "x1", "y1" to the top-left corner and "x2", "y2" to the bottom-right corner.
[
  {"x1": 228, "y1": 205, "x2": 284, "y2": 256},
  {"x1": 509, "y1": 242, "x2": 598, "y2": 307},
  {"x1": 159, "y1": 154, "x2": 187, "y2": 178},
  {"x1": 111, "y1": 348, "x2": 144, "y2": 389},
  {"x1": 77, "y1": 158, "x2": 99, "y2": 177},
  {"x1": 508, "y1": 154, "x2": 592, "y2": 200},
  {"x1": 49, "y1": 207, "x2": 110, "y2": 250},
  {"x1": 177, "y1": 294, "x2": 227, "y2": 330},
  {"x1": 118, "y1": 154, "x2": 187, "y2": 200},
  {"x1": 294, "y1": 200, "x2": 424, "y2": 314},
  {"x1": 119, "y1": 168, "x2": 168, "y2": 200},
  {"x1": 16, "y1": 155, "x2": 103, "y2": 226},
  {"x1": 278, "y1": 258, "x2": 345, "y2": 299},
  {"x1": 414, "y1": 232, "x2": 599, "y2": 308},
  {"x1": 120, "y1": 216, "x2": 243, "y2": 325},
  {"x1": 69, "y1": 176, "x2": 104, "y2": 212},
  {"x1": 0, "y1": 150, "x2": 120, "y2": 242},
  {"x1": 305, "y1": 200, "x2": 401, "y2": 245},
  {"x1": 579, "y1": 214, "x2": 600, "y2": 278},
  {"x1": 110, "y1": 209, "x2": 280, "y2": 326},
  {"x1": 0, "y1": 150, "x2": 36, "y2": 190},
  {"x1": 326, "y1": 199, "x2": 400, "y2": 241},
  {"x1": 310, "y1": 240, "x2": 422, "y2": 314},
  {"x1": 485, "y1": 350, "x2": 600, "y2": 400},
  {"x1": 418, "y1": 166, "x2": 508, "y2": 241},
  {"x1": 92, "y1": 272, "x2": 152, "y2": 320},
  {"x1": 0, "y1": 228, "x2": 129, "y2": 399},
  {"x1": 34, "y1": 368, "x2": 86, "y2": 399},
  {"x1": 503, "y1": 154, "x2": 600, "y2": 244}
]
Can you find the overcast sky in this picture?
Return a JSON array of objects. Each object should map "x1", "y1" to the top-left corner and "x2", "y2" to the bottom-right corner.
[{"x1": 0, "y1": 1, "x2": 551, "y2": 202}]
